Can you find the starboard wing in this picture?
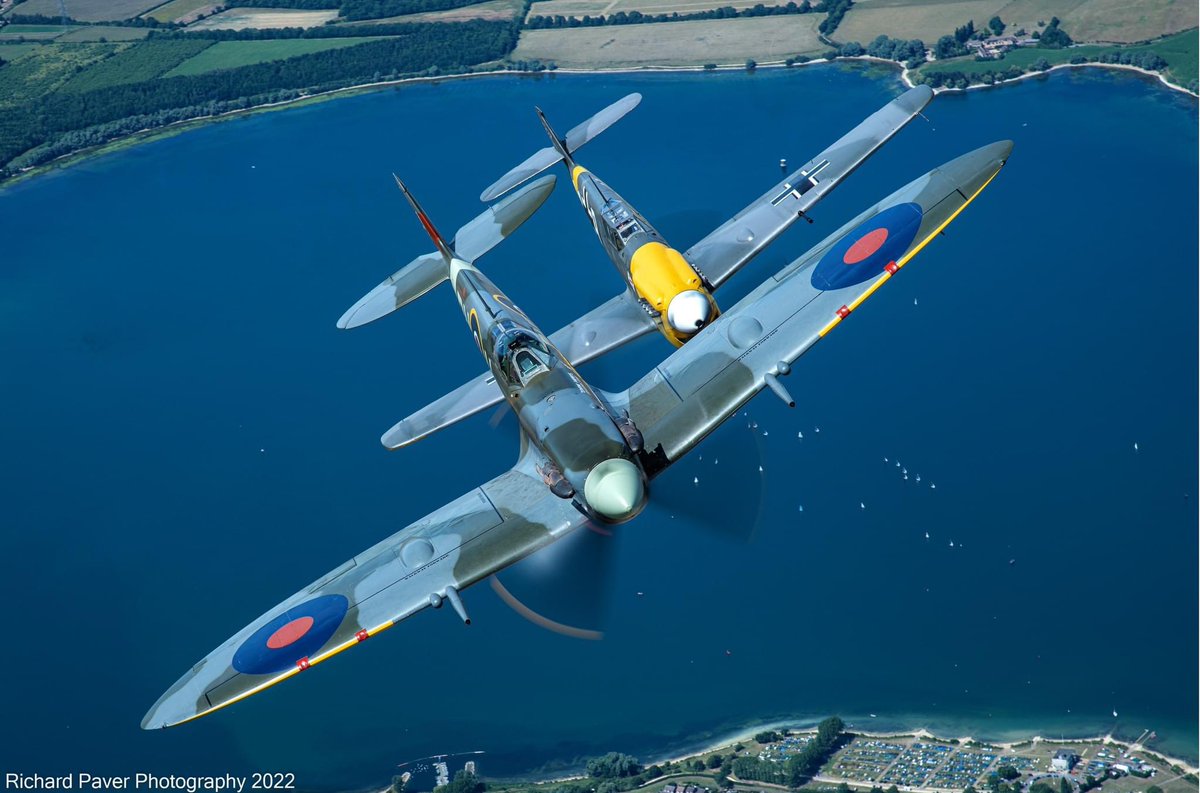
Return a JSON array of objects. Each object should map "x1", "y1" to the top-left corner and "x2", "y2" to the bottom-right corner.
[
  {"x1": 142, "y1": 455, "x2": 587, "y2": 729},
  {"x1": 685, "y1": 85, "x2": 934, "y2": 290},
  {"x1": 381, "y1": 294, "x2": 655, "y2": 449},
  {"x1": 619, "y1": 140, "x2": 1011, "y2": 471}
]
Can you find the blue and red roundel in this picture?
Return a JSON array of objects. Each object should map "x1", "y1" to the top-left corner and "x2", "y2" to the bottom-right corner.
[
  {"x1": 811, "y1": 203, "x2": 923, "y2": 291},
  {"x1": 233, "y1": 594, "x2": 349, "y2": 676}
]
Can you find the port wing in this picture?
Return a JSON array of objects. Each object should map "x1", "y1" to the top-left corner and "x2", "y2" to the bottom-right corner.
[
  {"x1": 618, "y1": 141, "x2": 1011, "y2": 472},
  {"x1": 381, "y1": 293, "x2": 655, "y2": 449},
  {"x1": 685, "y1": 85, "x2": 934, "y2": 290},
  {"x1": 480, "y1": 94, "x2": 642, "y2": 201},
  {"x1": 338, "y1": 176, "x2": 556, "y2": 329},
  {"x1": 142, "y1": 453, "x2": 587, "y2": 729}
]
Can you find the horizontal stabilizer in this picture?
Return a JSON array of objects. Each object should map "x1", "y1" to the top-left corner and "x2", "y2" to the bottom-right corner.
[
  {"x1": 480, "y1": 93, "x2": 642, "y2": 201},
  {"x1": 337, "y1": 252, "x2": 445, "y2": 329},
  {"x1": 382, "y1": 294, "x2": 655, "y2": 449},
  {"x1": 338, "y1": 175, "x2": 557, "y2": 329},
  {"x1": 455, "y1": 174, "x2": 556, "y2": 261}
]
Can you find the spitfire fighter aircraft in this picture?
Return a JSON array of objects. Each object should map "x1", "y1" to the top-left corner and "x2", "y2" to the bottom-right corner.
[
  {"x1": 143, "y1": 108, "x2": 1012, "y2": 729},
  {"x1": 338, "y1": 86, "x2": 932, "y2": 451}
]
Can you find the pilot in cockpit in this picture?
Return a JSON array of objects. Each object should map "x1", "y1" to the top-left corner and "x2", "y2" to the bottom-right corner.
[{"x1": 498, "y1": 330, "x2": 552, "y2": 388}]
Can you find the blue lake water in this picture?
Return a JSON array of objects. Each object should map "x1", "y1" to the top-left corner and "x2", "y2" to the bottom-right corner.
[{"x1": 1, "y1": 64, "x2": 1196, "y2": 789}]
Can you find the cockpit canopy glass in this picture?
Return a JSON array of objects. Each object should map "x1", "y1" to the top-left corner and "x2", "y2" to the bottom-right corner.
[{"x1": 495, "y1": 327, "x2": 553, "y2": 387}]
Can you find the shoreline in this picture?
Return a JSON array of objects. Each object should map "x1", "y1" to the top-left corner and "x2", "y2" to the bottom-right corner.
[
  {"x1": 3, "y1": 50, "x2": 1196, "y2": 192},
  {"x1": 519, "y1": 720, "x2": 1200, "y2": 789}
]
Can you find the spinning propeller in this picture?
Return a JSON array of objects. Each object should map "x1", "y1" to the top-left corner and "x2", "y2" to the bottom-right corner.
[{"x1": 491, "y1": 415, "x2": 769, "y2": 638}]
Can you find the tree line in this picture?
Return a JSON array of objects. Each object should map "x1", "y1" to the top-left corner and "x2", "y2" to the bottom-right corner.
[{"x1": 0, "y1": 20, "x2": 516, "y2": 177}]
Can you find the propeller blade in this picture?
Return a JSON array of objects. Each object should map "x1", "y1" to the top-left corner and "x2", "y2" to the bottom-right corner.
[{"x1": 490, "y1": 520, "x2": 617, "y2": 639}]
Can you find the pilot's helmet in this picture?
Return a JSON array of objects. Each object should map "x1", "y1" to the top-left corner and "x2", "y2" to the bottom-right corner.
[{"x1": 666, "y1": 290, "x2": 713, "y2": 335}]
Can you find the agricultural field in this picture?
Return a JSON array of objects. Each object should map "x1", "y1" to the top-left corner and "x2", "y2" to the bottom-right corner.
[
  {"x1": 0, "y1": 41, "x2": 120, "y2": 107},
  {"x1": 142, "y1": 0, "x2": 221, "y2": 23},
  {"x1": 57, "y1": 38, "x2": 213, "y2": 90},
  {"x1": 0, "y1": 42, "x2": 42, "y2": 59},
  {"x1": 343, "y1": 0, "x2": 521, "y2": 23},
  {"x1": 56, "y1": 25, "x2": 153, "y2": 41},
  {"x1": 185, "y1": 7, "x2": 340, "y2": 29},
  {"x1": 8, "y1": 0, "x2": 165, "y2": 21},
  {"x1": 0, "y1": 24, "x2": 78, "y2": 40},
  {"x1": 164, "y1": 37, "x2": 387, "y2": 76},
  {"x1": 526, "y1": 0, "x2": 792, "y2": 20},
  {"x1": 1050, "y1": 0, "x2": 1197, "y2": 43},
  {"x1": 512, "y1": 13, "x2": 824, "y2": 66},
  {"x1": 835, "y1": 0, "x2": 1197, "y2": 48}
]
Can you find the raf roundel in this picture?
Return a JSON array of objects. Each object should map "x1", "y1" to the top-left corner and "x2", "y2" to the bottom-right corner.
[
  {"x1": 810, "y1": 202, "x2": 923, "y2": 291},
  {"x1": 232, "y1": 594, "x2": 350, "y2": 676}
]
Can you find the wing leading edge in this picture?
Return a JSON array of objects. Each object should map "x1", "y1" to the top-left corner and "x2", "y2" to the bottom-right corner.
[
  {"x1": 142, "y1": 455, "x2": 587, "y2": 729},
  {"x1": 620, "y1": 140, "x2": 1012, "y2": 470}
]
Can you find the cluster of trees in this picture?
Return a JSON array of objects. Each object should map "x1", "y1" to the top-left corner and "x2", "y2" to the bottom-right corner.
[
  {"x1": 7, "y1": 12, "x2": 177, "y2": 26},
  {"x1": 864, "y1": 34, "x2": 926, "y2": 65},
  {"x1": 527, "y1": 2, "x2": 808, "y2": 29},
  {"x1": 987, "y1": 15, "x2": 1005, "y2": 35},
  {"x1": 1090, "y1": 49, "x2": 1167, "y2": 70},
  {"x1": 225, "y1": 0, "x2": 342, "y2": 7},
  {"x1": 586, "y1": 753, "x2": 643, "y2": 779},
  {"x1": 434, "y1": 772, "x2": 487, "y2": 793},
  {"x1": 0, "y1": 20, "x2": 516, "y2": 176},
  {"x1": 816, "y1": 0, "x2": 851, "y2": 35},
  {"x1": 731, "y1": 717, "x2": 847, "y2": 788},
  {"x1": 934, "y1": 34, "x2": 968, "y2": 59},
  {"x1": 341, "y1": 0, "x2": 494, "y2": 21},
  {"x1": 1036, "y1": 17, "x2": 1072, "y2": 48}
]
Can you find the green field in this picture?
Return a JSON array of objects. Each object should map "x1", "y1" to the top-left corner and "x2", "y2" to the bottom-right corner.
[
  {"x1": 0, "y1": 24, "x2": 79, "y2": 41},
  {"x1": 0, "y1": 42, "x2": 44, "y2": 60},
  {"x1": 0, "y1": 41, "x2": 122, "y2": 107},
  {"x1": 57, "y1": 39, "x2": 214, "y2": 91},
  {"x1": 9, "y1": 0, "x2": 167, "y2": 21},
  {"x1": 163, "y1": 37, "x2": 389, "y2": 77},
  {"x1": 919, "y1": 28, "x2": 1198, "y2": 86}
]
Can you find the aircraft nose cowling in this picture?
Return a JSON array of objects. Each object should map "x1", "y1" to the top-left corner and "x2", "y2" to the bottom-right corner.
[
  {"x1": 584, "y1": 458, "x2": 646, "y2": 522},
  {"x1": 666, "y1": 290, "x2": 712, "y2": 334}
]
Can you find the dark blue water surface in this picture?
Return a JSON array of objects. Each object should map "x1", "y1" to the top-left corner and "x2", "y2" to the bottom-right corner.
[{"x1": 1, "y1": 64, "x2": 1196, "y2": 789}]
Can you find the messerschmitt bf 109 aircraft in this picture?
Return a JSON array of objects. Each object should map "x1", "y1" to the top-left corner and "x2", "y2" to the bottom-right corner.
[
  {"x1": 338, "y1": 86, "x2": 932, "y2": 450},
  {"x1": 142, "y1": 121, "x2": 1012, "y2": 730},
  {"x1": 479, "y1": 87, "x2": 934, "y2": 347}
]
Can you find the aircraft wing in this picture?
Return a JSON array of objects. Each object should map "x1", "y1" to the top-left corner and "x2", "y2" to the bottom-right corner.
[
  {"x1": 618, "y1": 140, "x2": 1011, "y2": 472},
  {"x1": 381, "y1": 293, "x2": 655, "y2": 449},
  {"x1": 142, "y1": 453, "x2": 587, "y2": 729},
  {"x1": 685, "y1": 85, "x2": 934, "y2": 290}
]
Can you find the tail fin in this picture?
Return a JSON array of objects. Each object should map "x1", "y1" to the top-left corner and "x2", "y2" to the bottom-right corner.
[
  {"x1": 480, "y1": 93, "x2": 641, "y2": 201},
  {"x1": 535, "y1": 106, "x2": 575, "y2": 169},
  {"x1": 392, "y1": 173, "x2": 455, "y2": 263}
]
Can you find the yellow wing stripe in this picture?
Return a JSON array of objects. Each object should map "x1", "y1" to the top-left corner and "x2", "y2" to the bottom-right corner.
[
  {"x1": 817, "y1": 166, "x2": 1002, "y2": 338},
  {"x1": 173, "y1": 619, "x2": 398, "y2": 727}
]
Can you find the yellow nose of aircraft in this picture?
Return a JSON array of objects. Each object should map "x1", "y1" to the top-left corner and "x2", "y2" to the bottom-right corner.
[{"x1": 584, "y1": 458, "x2": 646, "y2": 522}]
